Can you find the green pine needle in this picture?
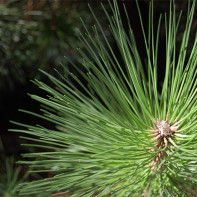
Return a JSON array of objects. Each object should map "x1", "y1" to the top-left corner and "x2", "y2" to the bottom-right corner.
[{"x1": 10, "y1": 0, "x2": 197, "y2": 196}]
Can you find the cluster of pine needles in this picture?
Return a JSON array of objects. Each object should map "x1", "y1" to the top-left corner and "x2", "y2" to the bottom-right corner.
[{"x1": 11, "y1": 0, "x2": 197, "y2": 196}]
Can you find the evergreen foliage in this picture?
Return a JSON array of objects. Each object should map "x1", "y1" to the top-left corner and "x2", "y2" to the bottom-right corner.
[
  {"x1": 0, "y1": 157, "x2": 28, "y2": 197},
  {"x1": 11, "y1": 1, "x2": 197, "y2": 196}
]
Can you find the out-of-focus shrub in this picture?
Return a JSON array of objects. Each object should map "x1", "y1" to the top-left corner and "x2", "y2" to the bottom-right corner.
[{"x1": 0, "y1": 0, "x2": 108, "y2": 92}]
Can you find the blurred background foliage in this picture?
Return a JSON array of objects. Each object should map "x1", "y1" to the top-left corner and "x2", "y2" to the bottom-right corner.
[{"x1": 0, "y1": 0, "x2": 100, "y2": 92}]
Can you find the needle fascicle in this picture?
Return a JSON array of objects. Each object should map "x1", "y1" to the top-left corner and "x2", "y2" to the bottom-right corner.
[{"x1": 149, "y1": 117, "x2": 183, "y2": 171}]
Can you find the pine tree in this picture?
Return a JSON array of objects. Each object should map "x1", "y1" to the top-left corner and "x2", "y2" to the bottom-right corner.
[{"x1": 11, "y1": 1, "x2": 197, "y2": 196}]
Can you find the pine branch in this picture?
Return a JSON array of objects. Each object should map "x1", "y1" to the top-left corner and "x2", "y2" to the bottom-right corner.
[{"x1": 10, "y1": 0, "x2": 197, "y2": 196}]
